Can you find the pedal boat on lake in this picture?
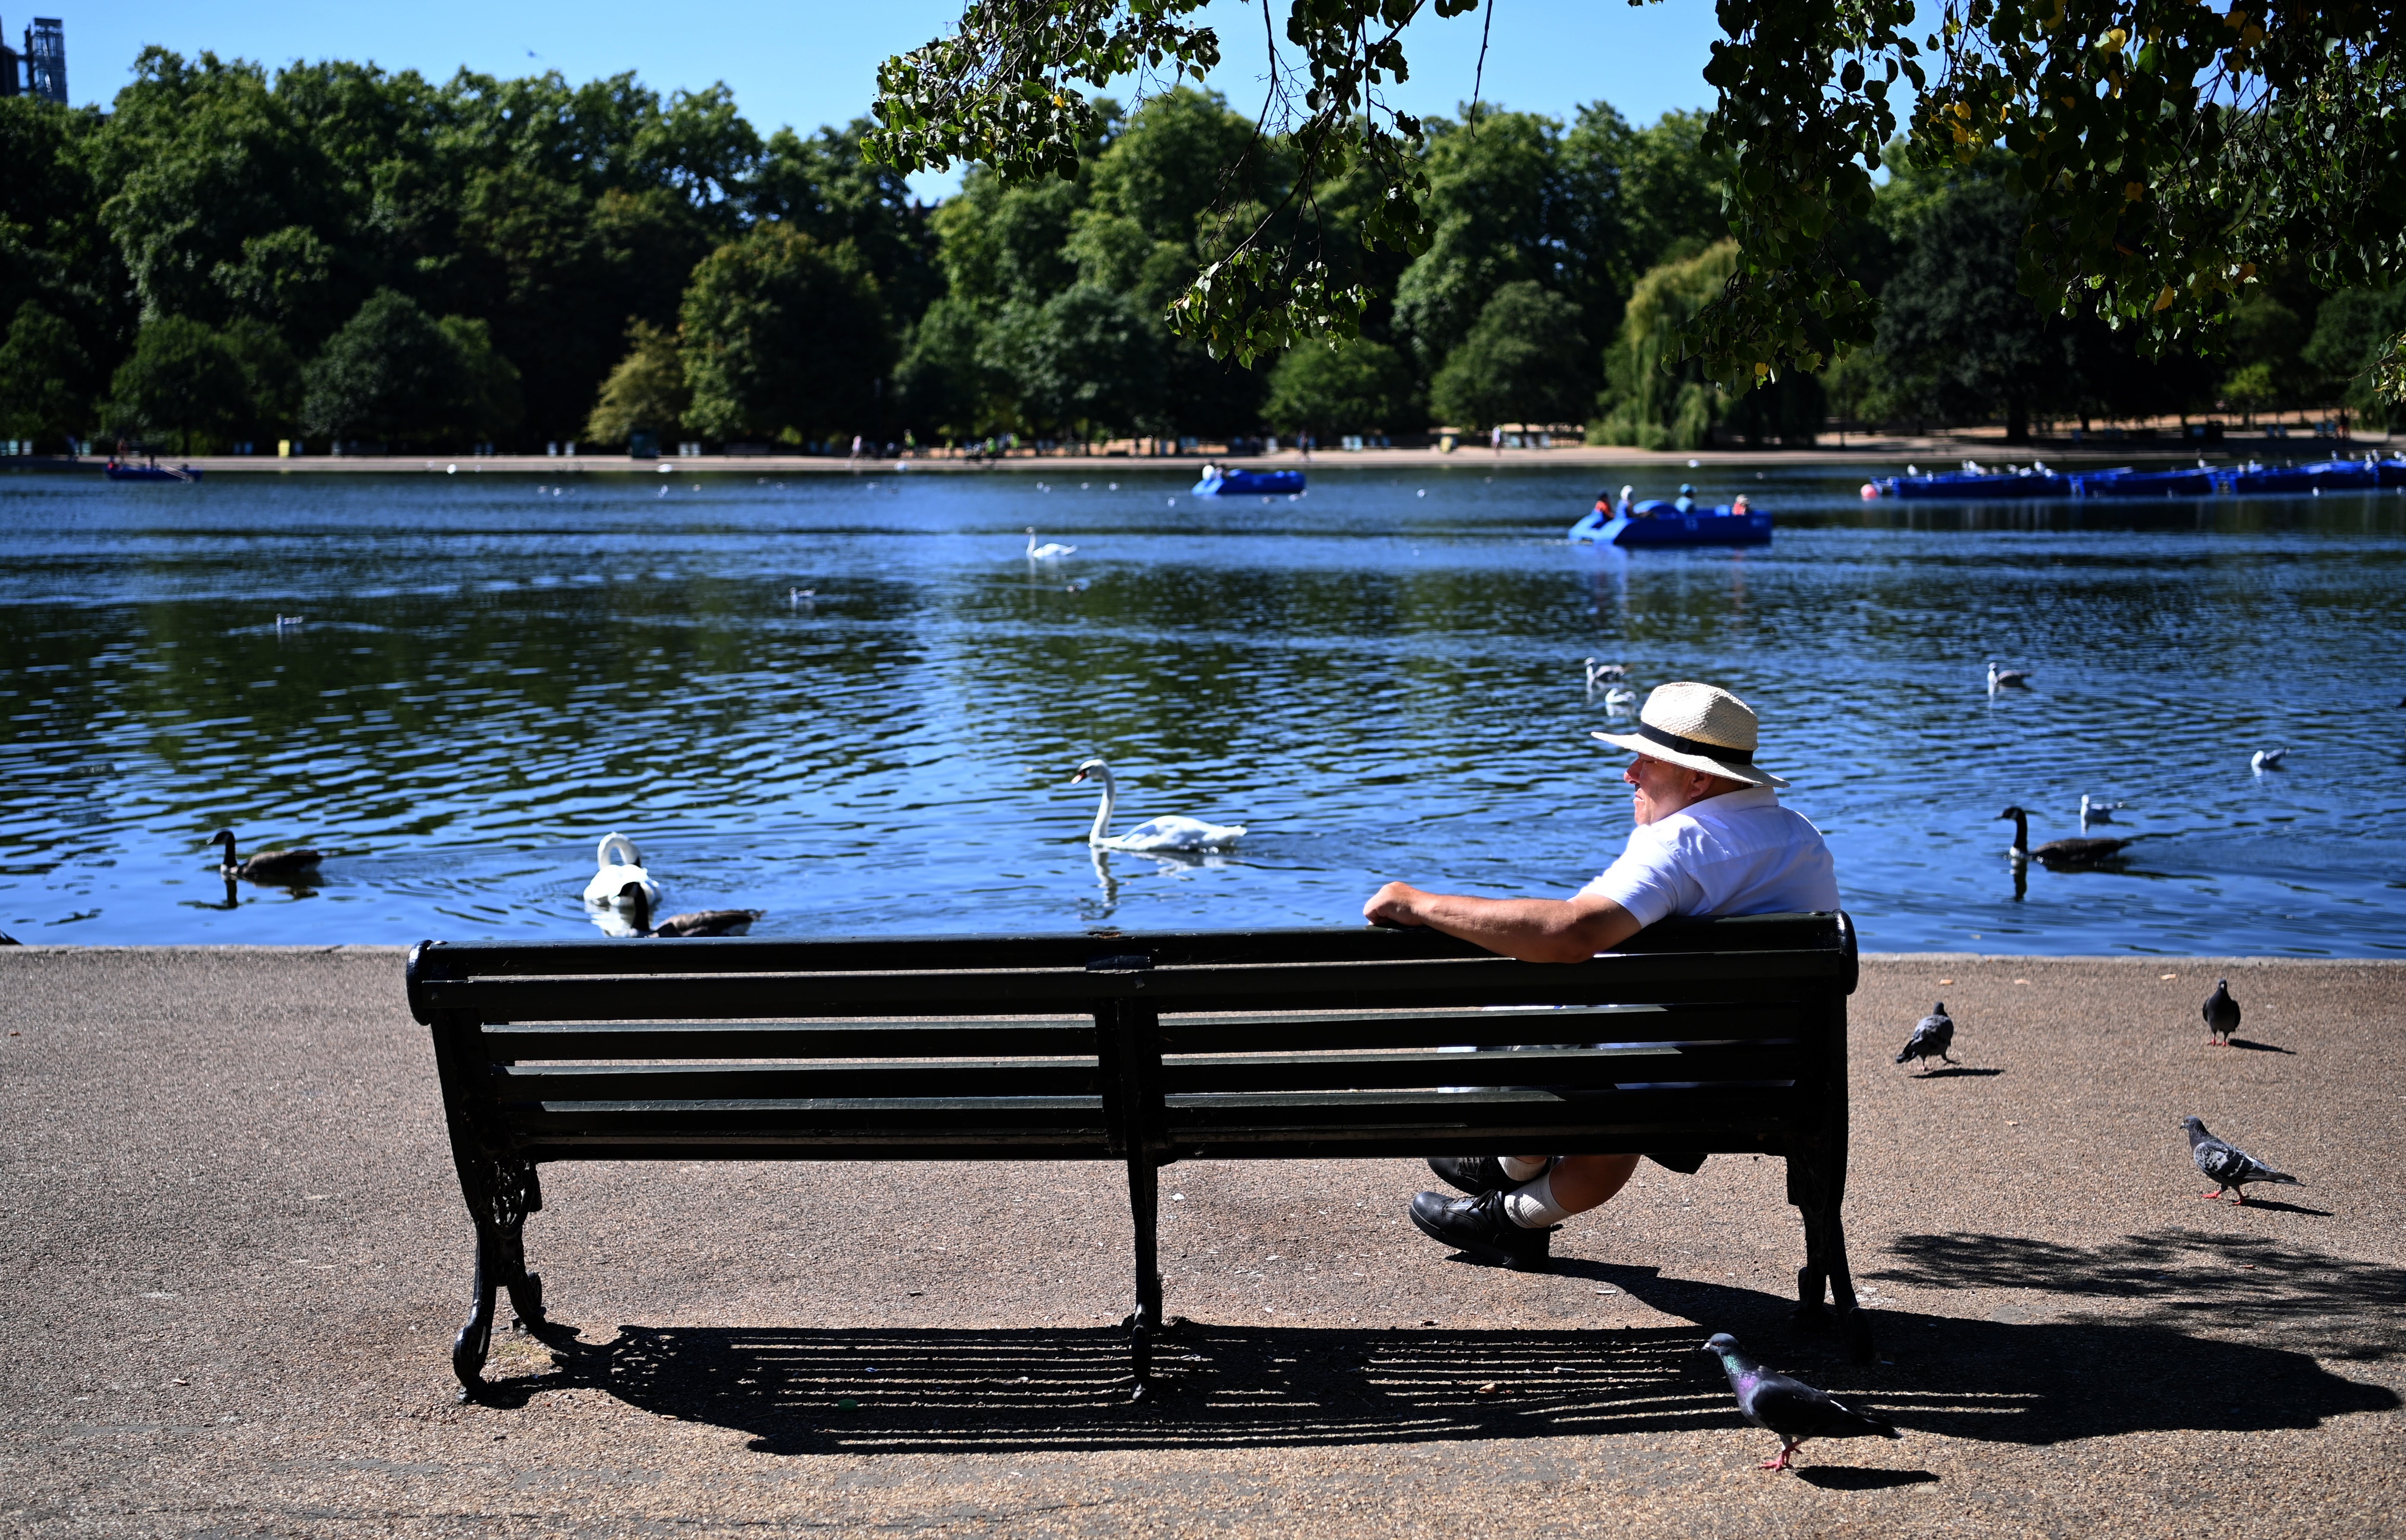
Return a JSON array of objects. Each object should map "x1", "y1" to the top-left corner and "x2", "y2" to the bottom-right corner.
[
  {"x1": 1569, "y1": 499, "x2": 1772, "y2": 547},
  {"x1": 105, "y1": 459, "x2": 202, "y2": 483},
  {"x1": 1191, "y1": 466, "x2": 1305, "y2": 496}
]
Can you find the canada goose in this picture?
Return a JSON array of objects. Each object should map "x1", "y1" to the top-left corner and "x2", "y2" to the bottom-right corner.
[
  {"x1": 1997, "y1": 805, "x2": 2135, "y2": 867},
  {"x1": 618, "y1": 881, "x2": 763, "y2": 938},
  {"x1": 213, "y1": 830, "x2": 322, "y2": 881}
]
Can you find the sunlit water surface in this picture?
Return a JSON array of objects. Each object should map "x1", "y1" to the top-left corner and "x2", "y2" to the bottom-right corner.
[{"x1": 4, "y1": 461, "x2": 2403, "y2": 954}]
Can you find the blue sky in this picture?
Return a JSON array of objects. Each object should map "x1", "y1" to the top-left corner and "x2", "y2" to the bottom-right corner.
[{"x1": 54, "y1": 0, "x2": 1724, "y2": 199}]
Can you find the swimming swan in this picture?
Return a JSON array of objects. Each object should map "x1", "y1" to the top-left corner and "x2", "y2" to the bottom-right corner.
[
  {"x1": 1071, "y1": 759, "x2": 1244, "y2": 851},
  {"x1": 583, "y1": 832, "x2": 661, "y2": 908},
  {"x1": 1026, "y1": 528, "x2": 1076, "y2": 560}
]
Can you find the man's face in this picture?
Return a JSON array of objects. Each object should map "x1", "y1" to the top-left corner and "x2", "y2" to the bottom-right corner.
[{"x1": 1623, "y1": 754, "x2": 1732, "y2": 826}]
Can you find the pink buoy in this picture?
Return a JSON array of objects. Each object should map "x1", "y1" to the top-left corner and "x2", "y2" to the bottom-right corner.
[{"x1": 1859, "y1": 482, "x2": 1880, "y2": 500}]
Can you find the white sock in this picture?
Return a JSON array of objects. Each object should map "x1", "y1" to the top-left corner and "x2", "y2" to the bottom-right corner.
[
  {"x1": 1499, "y1": 1155, "x2": 1550, "y2": 1182},
  {"x1": 1503, "y1": 1171, "x2": 1572, "y2": 1229}
]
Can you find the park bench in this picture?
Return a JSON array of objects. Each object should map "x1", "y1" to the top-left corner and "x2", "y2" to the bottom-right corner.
[{"x1": 405, "y1": 910, "x2": 1868, "y2": 1402}]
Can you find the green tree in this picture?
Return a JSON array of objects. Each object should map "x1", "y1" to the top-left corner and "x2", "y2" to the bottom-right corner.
[
  {"x1": 680, "y1": 224, "x2": 890, "y2": 443},
  {"x1": 874, "y1": 0, "x2": 2406, "y2": 397},
  {"x1": 585, "y1": 319, "x2": 691, "y2": 444},
  {"x1": 1427, "y1": 282, "x2": 1589, "y2": 430},
  {"x1": 302, "y1": 289, "x2": 517, "y2": 447},
  {"x1": 1394, "y1": 108, "x2": 1571, "y2": 371},
  {"x1": 982, "y1": 283, "x2": 1158, "y2": 439},
  {"x1": 0, "y1": 302, "x2": 90, "y2": 448},
  {"x1": 2304, "y1": 288, "x2": 2406, "y2": 430},
  {"x1": 1263, "y1": 337, "x2": 1414, "y2": 438},
  {"x1": 220, "y1": 317, "x2": 302, "y2": 440},
  {"x1": 1594, "y1": 244, "x2": 1738, "y2": 451},
  {"x1": 106, "y1": 315, "x2": 247, "y2": 452}
]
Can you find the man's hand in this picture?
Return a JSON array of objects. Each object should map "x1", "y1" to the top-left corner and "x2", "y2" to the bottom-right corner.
[
  {"x1": 1359, "y1": 883, "x2": 1643, "y2": 963},
  {"x1": 1363, "y1": 881, "x2": 1430, "y2": 929}
]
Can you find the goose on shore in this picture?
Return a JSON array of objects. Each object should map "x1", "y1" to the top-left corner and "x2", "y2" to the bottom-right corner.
[
  {"x1": 1027, "y1": 528, "x2": 1076, "y2": 559},
  {"x1": 583, "y1": 833, "x2": 661, "y2": 908},
  {"x1": 213, "y1": 829, "x2": 323, "y2": 881},
  {"x1": 1998, "y1": 805, "x2": 2135, "y2": 867},
  {"x1": 1072, "y1": 759, "x2": 1244, "y2": 851},
  {"x1": 1987, "y1": 660, "x2": 2032, "y2": 690},
  {"x1": 618, "y1": 881, "x2": 762, "y2": 937}
]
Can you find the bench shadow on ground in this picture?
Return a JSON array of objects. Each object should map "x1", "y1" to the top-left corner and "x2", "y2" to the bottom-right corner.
[{"x1": 490, "y1": 1228, "x2": 2399, "y2": 1456}]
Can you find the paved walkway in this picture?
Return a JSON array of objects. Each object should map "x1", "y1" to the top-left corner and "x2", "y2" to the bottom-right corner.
[{"x1": 2, "y1": 948, "x2": 2399, "y2": 1537}]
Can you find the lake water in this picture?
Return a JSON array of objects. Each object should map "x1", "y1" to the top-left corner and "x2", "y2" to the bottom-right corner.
[{"x1": 4, "y1": 461, "x2": 2402, "y2": 954}]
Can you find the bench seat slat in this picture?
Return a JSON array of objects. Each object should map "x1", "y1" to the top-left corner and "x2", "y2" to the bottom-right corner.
[
  {"x1": 1158, "y1": 1044, "x2": 1799, "y2": 1092},
  {"x1": 418, "y1": 956, "x2": 1843, "y2": 1021},
  {"x1": 491, "y1": 1061, "x2": 1100, "y2": 1100},
  {"x1": 1157, "y1": 1004, "x2": 1802, "y2": 1052},
  {"x1": 480, "y1": 1020, "x2": 1097, "y2": 1060},
  {"x1": 408, "y1": 913, "x2": 1844, "y2": 985}
]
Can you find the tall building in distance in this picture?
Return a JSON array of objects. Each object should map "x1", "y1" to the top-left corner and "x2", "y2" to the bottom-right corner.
[{"x1": 0, "y1": 16, "x2": 66, "y2": 104}]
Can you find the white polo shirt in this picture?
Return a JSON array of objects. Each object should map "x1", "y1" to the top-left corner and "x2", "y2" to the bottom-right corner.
[{"x1": 1578, "y1": 786, "x2": 1839, "y2": 927}]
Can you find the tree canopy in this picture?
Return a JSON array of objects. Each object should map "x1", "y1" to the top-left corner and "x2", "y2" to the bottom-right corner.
[{"x1": 871, "y1": 0, "x2": 2406, "y2": 398}]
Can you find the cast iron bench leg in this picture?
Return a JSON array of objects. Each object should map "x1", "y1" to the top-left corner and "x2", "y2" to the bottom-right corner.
[
  {"x1": 1123, "y1": 1155, "x2": 1164, "y2": 1400},
  {"x1": 1787, "y1": 1144, "x2": 1874, "y2": 1363},
  {"x1": 451, "y1": 1156, "x2": 545, "y2": 1401}
]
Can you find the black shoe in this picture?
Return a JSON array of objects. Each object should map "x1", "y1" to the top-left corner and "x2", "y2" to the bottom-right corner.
[
  {"x1": 1408, "y1": 1189, "x2": 1554, "y2": 1271},
  {"x1": 1426, "y1": 1155, "x2": 1517, "y2": 1196}
]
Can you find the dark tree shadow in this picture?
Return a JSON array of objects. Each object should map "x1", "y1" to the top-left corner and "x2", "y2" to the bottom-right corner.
[
  {"x1": 2225, "y1": 1038, "x2": 2295, "y2": 1054},
  {"x1": 466, "y1": 1231, "x2": 2400, "y2": 1455},
  {"x1": 1794, "y1": 1467, "x2": 1941, "y2": 1491}
]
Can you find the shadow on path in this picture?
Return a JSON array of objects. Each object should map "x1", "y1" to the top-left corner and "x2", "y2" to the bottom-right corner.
[{"x1": 474, "y1": 1229, "x2": 2399, "y2": 1456}]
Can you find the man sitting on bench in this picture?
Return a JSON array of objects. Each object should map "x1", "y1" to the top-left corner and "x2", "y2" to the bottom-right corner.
[{"x1": 1361, "y1": 681, "x2": 1839, "y2": 1270}]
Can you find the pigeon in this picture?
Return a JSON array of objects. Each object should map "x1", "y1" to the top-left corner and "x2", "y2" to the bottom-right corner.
[
  {"x1": 2183, "y1": 1116, "x2": 2301, "y2": 1203},
  {"x1": 1986, "y1": 659, "x2": 2031, "y2": 690},
  {"x1": 1702, "y1": 1333, "x2": 1900, "y2": 1471},
  {"x1": 2250, "y1": 748, "x2": 2287, "y2": 772},
  {"x1": 1895, "y1": 1002, "x2": 1957, "y2": 1071},
  {"x1": 2202, "y1": 978, "x2": 2240, "y2": 1046}
]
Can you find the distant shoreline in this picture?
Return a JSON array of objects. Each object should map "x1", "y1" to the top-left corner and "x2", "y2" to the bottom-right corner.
[{"x1": 5, "y1": 431, "x2": 2391, "y2": 479}]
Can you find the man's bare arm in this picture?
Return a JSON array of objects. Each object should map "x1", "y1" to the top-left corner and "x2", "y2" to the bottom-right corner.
[{"x1": 1361, "y1": 882, "x2": 1641, "y2": 963}]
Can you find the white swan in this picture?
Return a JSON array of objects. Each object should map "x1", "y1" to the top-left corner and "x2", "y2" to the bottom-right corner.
[
  {"x1": 582, "y1": 832, "x2": 661, "y2": 908},
  {"x1": 1072, "y1": 759, "x2": 1244, "y2": 851},
  {"x1": 1026, "y1": 527, "x2": 1076, "y2": 560},
  {"x1": 1601, "y1": 685, "x2": 1639, "y2": 714}
]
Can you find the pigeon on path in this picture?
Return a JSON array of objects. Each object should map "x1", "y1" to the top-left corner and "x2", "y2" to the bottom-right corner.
[
  {"x1": 2183, "y1": 1116, "x2": 2302, "y2": 1204},
  {"x1": 2203, "y1": 979, "x2": 2240, "y2": 1046},
  {"x1": 1702, "y1": 1333, "x2": 1900, "y2": 1471},
  {"x1": 1895, "y1": 1003, "x2": 1957, "y2": 1072}
]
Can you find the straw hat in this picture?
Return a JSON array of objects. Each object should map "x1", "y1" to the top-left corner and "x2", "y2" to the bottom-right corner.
[{"x1": 1591, "y1": 681, "x2": 1788, "y2": 788}]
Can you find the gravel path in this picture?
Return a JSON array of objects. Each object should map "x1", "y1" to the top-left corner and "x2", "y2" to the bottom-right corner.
[{"x1": 2, "y1": 947, "x2": 2399, "y2": 1538}]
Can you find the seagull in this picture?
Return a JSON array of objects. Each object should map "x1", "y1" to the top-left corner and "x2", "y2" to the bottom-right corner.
[
  {"x1": 2183, "y1": 1116, "x2": 2302, "y2": 1204},
  {"x1": 2250, "y1": 748, "x2": 2287, "y2": 772},
  {"x1": 213, "y1": 829, "x2": 323, "y2": 881},
  {"x1": 1702, "y1": 1333, "x2": 1900, "y2": 1471},
  {"x1": 789, "y1": 587, "x2": 815, "y2": 606},
  {"x1": 1987, "y1": 660, "x2": 2032, "y2": 690},
  {"x1": 1026, "y1": 528, "x2": 1076, "y2": 560},
  {"x1": 617, "y1": 881, "x2": 763, "y2": 938},
  {"x1": 1998, "y1": 805, "x2": 2136, "y2": 867},
  {"x1": 1583, "y1": 659, "x2": 1628, "y2": 689},
  {"x1": 275, "y1": 614, "x2": 304, "y2": 630},
  {"x1": 1895, "y1": 1003, "x2": 1957, "y2": 1072},
  {"x1": 2078, "y1": 795, "x2": 2127, "y2": 827},
  {"x1": 2202, "y1": 978, "x2": 2240, "y2": 1046}
]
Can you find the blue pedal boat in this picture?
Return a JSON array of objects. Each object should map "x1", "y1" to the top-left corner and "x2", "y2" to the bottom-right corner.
[
  {"x1": 1872, "y1": 469, "x2": 2072, "y2": 500},
  {"x1": 1192, "y1": 468, "x2": 1306, "y2": 496},
  {"x1": 2072, "y1": 466, "x2": 2219, "y2": 497},
  {"x1": 1570, "y1": 501, "x2": 1773, "y2": 547}
]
